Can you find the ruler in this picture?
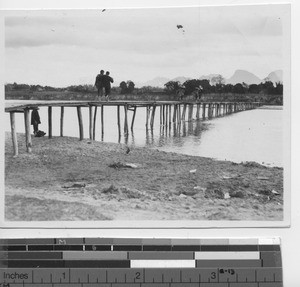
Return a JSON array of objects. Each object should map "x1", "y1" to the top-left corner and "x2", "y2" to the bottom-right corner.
[{"x1": 0, "y1": 238, "x2": 283, "y2": 286}]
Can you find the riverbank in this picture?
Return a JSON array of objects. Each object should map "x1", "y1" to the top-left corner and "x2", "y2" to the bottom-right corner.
[{"x1": 5, "y1": 132, "x2": 283, "y2": 221}]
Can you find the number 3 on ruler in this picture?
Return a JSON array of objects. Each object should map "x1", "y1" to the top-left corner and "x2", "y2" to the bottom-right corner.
[{"x1": 211, "y1": 272, "x2": 217, "y2": 279}]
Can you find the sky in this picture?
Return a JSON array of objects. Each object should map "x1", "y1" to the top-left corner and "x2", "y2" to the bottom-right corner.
[{"x1": 4, "y1": 5, "x2": 288, "y2": 87}]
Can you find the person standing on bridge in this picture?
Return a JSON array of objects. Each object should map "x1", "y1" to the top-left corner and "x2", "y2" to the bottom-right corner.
[
  {"x1": 103, "y1": 71, "x2": 114, "y2": 101},
  {"x1": 95, "y1": 69, "x2": 105, "y2": 99}
]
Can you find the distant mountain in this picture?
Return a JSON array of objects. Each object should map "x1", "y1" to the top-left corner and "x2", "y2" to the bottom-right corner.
[
  {"x1": 136, "y1": 70, "x2": 282, "y2": 88},
  {"x1": 200, "y1": 74, "x2": 219, "y2": 79},
  {"x1": 199, "y1": 74, "x2": 225, "y2": 84},
  {"x1": 264, "y1": 70, "x2": 283, "y2": 84},
  {"x1": 171, "y1": 76, "x2": 191, "y2": 83},
  {"x1": 142, "y1": 77, "x2": 170, "y2": 88},
  {"x1": 226, "y1": 70, "x2": 261, "y2": 85},
  {"x1": 139, "y1": 76, "x2": 191, "y2": 88}
]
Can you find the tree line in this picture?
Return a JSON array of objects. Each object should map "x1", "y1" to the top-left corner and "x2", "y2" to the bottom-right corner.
[
  {"x1": 5, "y1": 78, "x2": 283, "y2": 96},
  {"x1": 164, "y1": 79, "x2": 283, "y2": 95}
]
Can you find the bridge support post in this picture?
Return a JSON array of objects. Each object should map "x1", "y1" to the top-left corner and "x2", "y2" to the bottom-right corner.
[
  {"x1": 150, "y1": 106, "x2": 156, "y2": 129},
  {"x1": 24, "y1": 108, "x2": 32, "y2": 153},
  {"x1": 208, "y1": 104, "x2": 211, "y2": 118},
  {"x1": 196, "y1": 104, "x2": 200, "y2": 119},
  {"x1": 101, "y1": 105, "x2": 104, "y2": 138},
  {"x1": 117, "y1": 106, "x2": 121, "y2": 137},
  {"x1": 89, "y1": 106, "x2": 93, "y2": 140},
  {"x1": 165, "y1": 105, "x2": 168, "y2": 127},
  {"x1": 60, "y1": 106, "x2": 64, "y2": 137},
  {"x1": 146, "y1": 106, "x2": 150, "y2": 128},
  {"x1": 48, "y1": 106, "x2": 52, "y2": 139},
  {"x1": 10, "y1": 112, "x2": 18, "y2": 156},
  {"x1": 160, "y1": 105, "x2": 162, "y2": 126},
  {"x1": 77, "y1": 106, "x2": 84, "y2": 141},
  {"x1": 202, "y1": 104, "x2": 206, "y2": 119},
  {"x1": 131, "y1": 106, "x2": 137, "y2": 131},
  {"x1": 173, "y1": 104, "x2": 177, "y2": 123},
  {"x1": 188, "y1": 104, "x2": 193, "y2": 121},
  {"x1": 93, "y1": 106, "x2": 98, "y2": 140},
  {"x1": 178, "y1": 104, "x2": 182, "y2": 122},
  {"x1": 182, "y1": 104, "x2": 186, "y2": 121},
  {"x1": 124, "y1": 105, "x2": 129, "y2": 134}
]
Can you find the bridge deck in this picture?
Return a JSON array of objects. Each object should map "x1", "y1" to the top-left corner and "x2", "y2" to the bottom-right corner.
[
  {"x1": 5, "y1": 99, "x2": 261, "y2": 156},
  {"x1": 5, "y1": 100, "x2": 261, "y2": 112}
]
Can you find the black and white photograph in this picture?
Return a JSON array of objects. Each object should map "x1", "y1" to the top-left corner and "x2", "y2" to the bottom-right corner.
[{"x1": 2, "y1": 4, "x2": 290, "y2": 225}]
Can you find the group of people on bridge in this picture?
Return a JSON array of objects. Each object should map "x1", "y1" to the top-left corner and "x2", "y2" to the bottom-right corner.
[
  {"x1": 95, "y1": 70, "x2": 114, "y2": 101},
  {"x1": 176, "y1": 85, "x2": 204, "y2": 101}
]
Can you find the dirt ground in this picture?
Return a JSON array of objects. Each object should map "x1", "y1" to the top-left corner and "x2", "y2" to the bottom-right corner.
[{"x1": 5, "y1": 132, "x2": 283, "y2": 221}]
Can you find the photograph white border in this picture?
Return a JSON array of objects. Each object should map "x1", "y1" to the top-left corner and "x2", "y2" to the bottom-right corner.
[{"x1": 0, "y1": 0, "x2": 291, "y2": 229}]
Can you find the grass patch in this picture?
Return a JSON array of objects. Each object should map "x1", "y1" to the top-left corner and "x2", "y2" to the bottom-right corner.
[{"x1": 5, "y1": 194, "x2": 112, "y2": 221}]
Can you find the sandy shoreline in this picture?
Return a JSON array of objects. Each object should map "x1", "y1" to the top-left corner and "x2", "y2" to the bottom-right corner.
[{"x1": 5, "y1": 132, "x2": 283, "y2": 221}]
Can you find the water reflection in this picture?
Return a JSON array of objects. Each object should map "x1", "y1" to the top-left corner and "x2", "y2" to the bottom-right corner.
[
  {"x1": 5, "y1": 105, "x2": 283, "y2": 166},
  {"x1": 141, "y1": 119, "x2": 208, "y2": 149}
]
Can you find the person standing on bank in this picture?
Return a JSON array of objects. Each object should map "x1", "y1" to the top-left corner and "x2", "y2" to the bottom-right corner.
[
  {"x1": 103, "y1": 71, "x2": 114, "y2": 101},
  {"x1": 95, "y1": 69, "x2": 105, "y2": 99},
  {"x1": 31, "y1": 107, "x2": 41, "y2": 135}
]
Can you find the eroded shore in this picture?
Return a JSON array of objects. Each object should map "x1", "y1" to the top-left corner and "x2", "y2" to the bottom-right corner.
[{"x1": 5, "y1": 132, "x2": 283, "y2": 221}]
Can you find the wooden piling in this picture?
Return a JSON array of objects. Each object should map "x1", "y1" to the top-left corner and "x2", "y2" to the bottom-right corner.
[
  {"x1": 24, "y1": 109, "x2": 32, "y2": 153},
  {"x1": 124, "y1": 105, "x2": 128, "y2": 134},
  {"x1": 131, "y1": 106, "x2": 137, "y2": 131},
  {"x1": 60, "y1": 106, "x2": 64, "y2": 137},
  {"x1": 173, "y1": 105, "x2": 177, "y2": 122},
  {"x1": 146, "y1": 106, "x2": 150, "y2": 128},
  {"x1": 165, "y1": 105, "x2": 168, "y2": 127},
  {"x1": 48, "y1": 106, "x2": 52, "y2": 139},
  {"x1": 169, "y1": 105, "x2": 172, "y2": 125},
  {"x1": 93, "y1": 106, "x2": 98, "y2": 140},
  {"x1": 202, "y1": 104, "x2": 206, "y2": 119},
  {"x1": 117, "y1": 106, "x2": 121, "y2": 136},
  {"x1": 10, "y1": 112, "x2": 18, "y2": 156},
  {"x1": 101, "y1": 105, "x2": 104, "y2": 136},
  {"x1": 77, "y1": 106, "x2": 84, "y2": 141},
  {"x1": 160, "y1": 105, "x2": 163, "y2": 125},
  {"x1": 150, "y1": 106, "x2": 156, "y2": 129},
  {"x1": 189, "y1": 104, "x2": 194, "y2": 121},
  {"x1": 196, "y1": 104, "x2": 200, "y2": 119},
  {"x1": 89, "y1": 106, "x2": 93, "y2": 140},
  {"x1": 182, "y1": 104, "x2": 186, "y2": 121}
]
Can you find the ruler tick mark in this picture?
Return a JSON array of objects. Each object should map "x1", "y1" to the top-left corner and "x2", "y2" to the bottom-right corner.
[{"x1": 1, "y1": 237, "x2": 283, "y2": 286}]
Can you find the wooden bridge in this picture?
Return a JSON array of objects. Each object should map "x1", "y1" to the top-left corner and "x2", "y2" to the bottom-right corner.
[{"x1": 5, "y1": 100, "x2": 262, "y2": 156}]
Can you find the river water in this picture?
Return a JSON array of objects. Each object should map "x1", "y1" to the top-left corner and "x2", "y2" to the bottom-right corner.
[{"x1": 5, "y1": 105, "x2": 283, "y2": 167}]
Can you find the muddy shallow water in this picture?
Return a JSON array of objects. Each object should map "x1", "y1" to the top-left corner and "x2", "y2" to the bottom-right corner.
[{"x1": 5, "y1": 105, "x2": 283, "y2": 167}]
